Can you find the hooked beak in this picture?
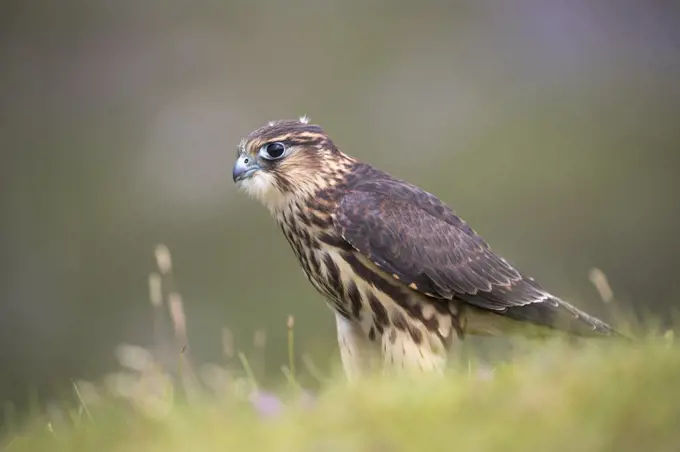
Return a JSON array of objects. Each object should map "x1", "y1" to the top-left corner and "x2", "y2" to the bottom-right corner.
[{"x1": 233, "y1": 154, "x2": 261, "y2": 183}]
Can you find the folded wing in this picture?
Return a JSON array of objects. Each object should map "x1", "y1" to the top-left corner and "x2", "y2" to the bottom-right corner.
[{"x1": 333, "y1": 172, "x2": 616, "y2": 337}]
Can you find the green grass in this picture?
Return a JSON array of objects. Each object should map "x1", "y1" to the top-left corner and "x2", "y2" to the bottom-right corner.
[
  {"x1": 3, "y1": 335, "x2": 680, "y2": 452},
  {"x1": 4, "y1": 246, "x2": 678, "y2": 451}
]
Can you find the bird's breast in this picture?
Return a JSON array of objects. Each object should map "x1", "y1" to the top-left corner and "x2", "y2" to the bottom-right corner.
[{"x1": 275, "y1": 203, "x2": 459, "y2": 346}]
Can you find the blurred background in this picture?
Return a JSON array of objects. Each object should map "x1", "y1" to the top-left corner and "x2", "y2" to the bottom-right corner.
[{"x1": 1, "y1": 0, "x2": 679, "y2": 414}]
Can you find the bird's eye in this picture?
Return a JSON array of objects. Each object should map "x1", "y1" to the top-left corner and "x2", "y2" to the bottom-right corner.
[{"x1": 260, "y1": 142, "x2": 286, "y2": 160}]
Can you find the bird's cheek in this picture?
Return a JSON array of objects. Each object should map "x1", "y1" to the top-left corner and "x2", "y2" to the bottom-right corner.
[{"x1": 238, "y1": 171, "x2": 275, "y2": 200}]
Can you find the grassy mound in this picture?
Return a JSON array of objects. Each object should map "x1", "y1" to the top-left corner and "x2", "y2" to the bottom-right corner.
[{"x1": 4, "y1": 336, "x2": 679, "y2": 452}]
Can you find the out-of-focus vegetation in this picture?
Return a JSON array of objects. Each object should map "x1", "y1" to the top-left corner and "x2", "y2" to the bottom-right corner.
[
  {"x1": 1, "y1": 0, "x2": 679, "y2": 423},
  {"x1": 3, "y1": 334, "x2": 679, "y2": 452},
  {"x1": 3, "y1": 245, "x2": 678, "y2": 452}
]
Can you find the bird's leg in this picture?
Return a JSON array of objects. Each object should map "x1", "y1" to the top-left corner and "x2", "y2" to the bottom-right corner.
[
  {"x1": 335, "y1": 313, "x2": 381, "y2": 382},
  {"x1": 380, "y1": 326, "x2": 449, "y2": 376}
]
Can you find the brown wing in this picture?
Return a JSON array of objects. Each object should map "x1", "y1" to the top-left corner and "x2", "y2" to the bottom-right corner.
[{"x1": 333, "y1": 166, "x2": 616, "y2": 336}]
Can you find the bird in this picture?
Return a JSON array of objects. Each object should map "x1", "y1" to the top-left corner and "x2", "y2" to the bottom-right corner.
[{"x1": 232, "y1": 116, "x2": 620, "y2": 379}]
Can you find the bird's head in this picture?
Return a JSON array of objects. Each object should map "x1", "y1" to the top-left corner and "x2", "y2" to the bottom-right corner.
[{"x1": 233, "y1": 117, "x2": 354, "y2": 212}]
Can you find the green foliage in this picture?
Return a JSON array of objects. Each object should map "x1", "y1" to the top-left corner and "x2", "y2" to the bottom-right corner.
[
  {"x1": 3, "y1": 336, "x2": 679, "y2": 452},
  {"x1": 3, "y1": 246, "x2": 675, "y2": 451}
]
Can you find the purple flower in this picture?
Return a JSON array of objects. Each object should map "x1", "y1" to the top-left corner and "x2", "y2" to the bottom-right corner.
[{"x1": 249, "y1": 391, "x2": 284, "y2": 418}]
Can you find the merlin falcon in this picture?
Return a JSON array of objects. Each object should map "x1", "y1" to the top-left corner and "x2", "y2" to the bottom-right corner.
[{"x1": 232, "y1": 117, "x2": 619, "y2": 379}]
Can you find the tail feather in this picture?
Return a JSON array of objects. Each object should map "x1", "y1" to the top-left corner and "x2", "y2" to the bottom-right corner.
[
  {"x1": 502, "y1": 295, "x2": 628, "y2": 339},
  {"x1": 464, "y1": 295, "x2": 629, "y2": 340}
]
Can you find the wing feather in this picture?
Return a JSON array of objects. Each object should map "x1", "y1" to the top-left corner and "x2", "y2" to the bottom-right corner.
[{"x1": 333, "y1": 167, "x2": 617, "y2": 336}]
